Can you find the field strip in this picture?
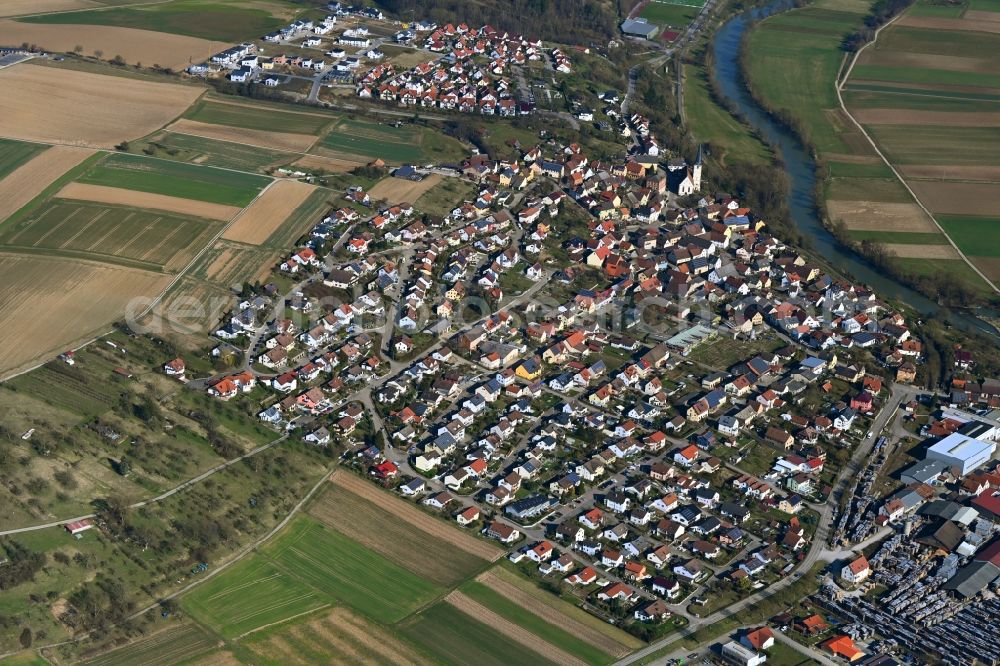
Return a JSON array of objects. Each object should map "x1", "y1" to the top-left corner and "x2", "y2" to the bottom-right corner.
[
  {"x1": 230, "y1": 593, "x2": 323, "y2": 625},
  {"x1": 235, "y1": 605, "x2": 332, "y2": 640},
  {"x1": 837, "y1": 12, "x2": 999, "y2": 293},
  {"x1": 445, "y1": 591, "x2": 588, "y2": 666},
  {"x1": 476, "y1": 570, "x2": 631, "y2": 656},
  {"x1": 59, "y1": 208, "x2": 109, "y2": 249},
  {"x1": 140, "y1": 224, "x2": 186, "y2": 263},
  {"x1": 895, "y1": 14, "x2": 1000, "y2": 34},
  {"x1": 202, "y1": 94, "x2": 337, "y2": 119},
  {"x1": 116, "y1": 217, "x2": 161, "y2": 256},
  {"x1": 850, "y1": 108, "x2": 1000, "y2": 126},
  {"x1": 884, "y1": 243, "x2": 961, "y2": 259},
  {"x1": 222, "y1": 179, "x2": 317, "y2": 245},
  {"x1": 899, "y1": 164, "x2": 1000, "y2": 182},
  {"x1": 205, "y1": 573, "x2": 283, "y2": 601},
  {"x1": 56, "y1": 182, "x2": 241, "y2": 221},
  {"x1": 329, "y1": 470, "x2": 503, "y2": 561},
  {"x1": 168, "y1": 119, "x2": 318, "y2": 153},
  {"x1": 329, "y1": 608, "x2": 434, "y2": 665},
  {"x1": 369, "y1": 174, "x2": 441, "y2": 204},
  {"x1": 0, "y1": 145, "x2": 96, "y2": 223},
  {"x1": 905, "y1": 180, "x2": 1000, "y2": 216}
]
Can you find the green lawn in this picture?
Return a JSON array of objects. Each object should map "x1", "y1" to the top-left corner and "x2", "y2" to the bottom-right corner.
[
  {"x1": 683, "y1": 64, "x2": 771, "y2": 165},
  {"x1": 936, "y1": 215, "x2": 1000, "y2": 257},
  {"x1": 18, "y1": 0, "x2": 292, "y2": 41},
  {"x1": 745, "y1": 7, "x2": 866, "y2": 153},
  {"x1": 132, "y1": 132, "x2": 296, "y2": 172},
  {"x1": 640, "y1": 1, "x2": 700, "y2": 27},
  {"x1": 399, "y1": 602, "x2": 558, "y2": 666},
  {"x1": 182, "y1": 556, "x2": 328, "y2": 639},
  {"x1": 262, "y1": 516, "x2": 441, "y2": 623},
  {"x1": 459, "y1": 581, "x2": 615, "y2": 666},
  {"x1": 184, "y1": 99, "x2": 332, "y2": 135},
  {"x1": 0, "y1": 139, "x2": 47, "y2": 180},
  {"x1": 80, "y1": 153, "x2": 271, "y2": 206}
]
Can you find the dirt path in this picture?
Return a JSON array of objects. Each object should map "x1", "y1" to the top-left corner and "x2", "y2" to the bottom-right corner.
[
  {"x1": 476, "y1": 571, "x2": 631, "y2": 657},
  {"x1": 444, "y1": 591, "x2": 588, "y2": 666},
  {"x1": 329, "y1": 470, "x2": 503, "y2": 561}
]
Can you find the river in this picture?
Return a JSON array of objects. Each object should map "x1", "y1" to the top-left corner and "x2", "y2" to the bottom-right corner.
[{"x1": 710, "y1": 0, "x2": 999, "y2": 338}]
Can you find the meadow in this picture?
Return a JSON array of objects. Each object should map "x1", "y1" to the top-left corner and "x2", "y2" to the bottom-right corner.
[
  {"x1": 79, "y1": 153, "x2": 270, "y2": 207},
  {"x1": 0, "y1": 139, "x2": 47, "y2": 180},
  {"x1": 18, "y1": 0, "x2": 293, "y2": 41},
  {"x1": 399, "y1": 602, "x2": 557, "y2": 666},
  {"x1": 936, "y1": 215, "x2": 1000, "y2": 257},
  {"x1": 865, "y1": 125, "x2": 1000, "y2": 166},
  {"x1": 319, "y1": 118, "x2": 466, "y2": 164},
  {"x1": 129, "y1": 131, "x2": 297, "y2": 172},
  {"x1": 682, "y1": 63, "x2": 771, "y2": 165}
]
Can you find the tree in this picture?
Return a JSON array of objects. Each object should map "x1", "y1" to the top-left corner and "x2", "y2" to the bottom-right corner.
[
  {"x1": 19, "y1": 627, "x2": 31, "y2": 649},
  {"x1": 73, "y1": 44, "x2": 83, "y2": 54},
  {"x1": 94, "y1": 49, "x2": 103, "y2": 60}
]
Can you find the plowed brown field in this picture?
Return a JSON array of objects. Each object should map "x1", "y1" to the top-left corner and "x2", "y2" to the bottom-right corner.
[
  {"x1": 0, "y1": 145, "x2": 95, "y2": 222},
  {"x1": 222, "y1": 180, "x2": 316, "y2": 244}
]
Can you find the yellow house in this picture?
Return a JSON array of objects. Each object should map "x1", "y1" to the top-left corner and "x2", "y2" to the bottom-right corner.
[{"x1": 516, "y1": 358, "x2": 542, "y2": 380}]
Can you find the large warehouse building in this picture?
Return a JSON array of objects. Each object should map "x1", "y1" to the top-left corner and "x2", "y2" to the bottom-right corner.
[{"x1": 925, "y1": 433, "x2": 996, "y2": 477}]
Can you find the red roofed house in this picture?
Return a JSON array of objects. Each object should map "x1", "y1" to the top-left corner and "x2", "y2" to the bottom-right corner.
[
  {"x1": 821, "y1": 635, "x2": 864, "y2": 662},
  {"x1": 841, "y1": 554, "x2": 870, "y2": 584},
  {"x1": 741, "y1": 626, "x2": 775, "y2": 651}
]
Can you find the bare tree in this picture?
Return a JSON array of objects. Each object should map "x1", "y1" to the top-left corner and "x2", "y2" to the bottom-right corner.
[{"x1": 94, "y1": 49, "x2": 103, "y2": 60}]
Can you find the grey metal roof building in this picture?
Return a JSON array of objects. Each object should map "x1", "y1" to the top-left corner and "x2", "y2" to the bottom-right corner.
[
  {"x1": 621, "y1": 18, "x2": 658, "y2": 39},
  {"x1": 943, "y1": 560, "x2": 1000, "y2": 598}
]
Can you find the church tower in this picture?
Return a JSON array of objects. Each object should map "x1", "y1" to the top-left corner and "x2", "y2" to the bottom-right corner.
[{"x1": 692, "y1": 144, "x2": 704, "y2": 191}]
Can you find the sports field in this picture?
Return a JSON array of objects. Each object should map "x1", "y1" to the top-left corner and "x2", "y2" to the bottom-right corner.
[
  {"x1": 0, "y1": 199, "x2": 222, "y2": 272},
  {"x1": 18, "y1": 0, "x2": 293, "y2": 41},
  {"x1": 640, "y1": 0, "x2": 704, "y2": 27},
  {"x1": 80, "y1": 153, "x2": 270, "y2": 207}
]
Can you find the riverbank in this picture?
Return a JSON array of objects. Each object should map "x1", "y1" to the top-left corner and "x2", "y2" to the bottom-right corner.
[{"x1": 738, "y1": 0, "x2": 1000, "y2": 306}]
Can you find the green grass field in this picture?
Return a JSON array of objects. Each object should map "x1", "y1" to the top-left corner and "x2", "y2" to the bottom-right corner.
[
  {"x1": 908, "y1": 0, "x2": 968, "y2": 16},
  {"x1": 184, "y1": 99, "x2": 332, "y2": 135},
  {"x1": 683, "y1": 64, "x2": 771, "y2": 165},
  {"x1": 400, "y1": 602, "x2": 557, "y2": 666},
  {"x1": 936, "y1": 215, "x2": 1000, "y2": 256},
  {"x1": 130, "y1": 132, "x2": 296, "y2": 172},
  {"x1": 826, "y1": 176, "x2": 913, "y2": 202},
  {"x1": 0, "y1": 199, "x2": 221, "y2": 272},
  {"x1": 414, "y1": 177, "x2": 478, "y2": 217},
  {"x1": 319, "y1": 119, "x2": 466, "y2": 164},
  {"x1": 18, "y1": 0, "x2": 292, "y2": 41},
  {"x1": 182, "y1": 556, "x2": 329, "y2": 639},
  {"x1": 264, "y1": 517, "x2": 441, "y2": 622},
  {"x1": 842, "y1": 89, "x2": 1000, "y2": 111},
  {"x1": 895, "y1": 256, "x2": 995, "y2": 294},
  {"x1": 80, "y1": 153, "x2": 270, "y2": 206},
  {"x1": 6, "y1": 361, "x2": 120, "y2": 417},
  {"x1": 872, "y1": 26, "x2": 1000, "y2": 59},
  {"x1": 78, "y1": 623, "x2": 218, "y2": 666},
  {"x1": 826, "y1": 161, "x2": 894, "y2": 178},
  {"x1": 745, "y1": 6, "x2": 867, "y2": 154},
  {"x1": 846, "y1": 229, "x2": 947, "y2": 244},
  {"x1": 0, "y1": 139, "x2": 47, "y2": 180},
  {"x1": 865, "y1": 125, "x2": 1000, "y2": 165},
  {"x1": 969, "y1": 0, "x2": 1000, "y2": 10},
  {"x1": 459, "y1": 581, "x2": 614, "y2": 665}
]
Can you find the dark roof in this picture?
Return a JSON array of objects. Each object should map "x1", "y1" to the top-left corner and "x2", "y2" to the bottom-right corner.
[{"x1": 943, "y1": 561, "x2": 1000, "y2": 598}]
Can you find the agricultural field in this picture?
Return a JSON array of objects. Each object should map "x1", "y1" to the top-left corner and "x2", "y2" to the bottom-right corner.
[
  {"x1": 0, "y1": 19, "x2": 225, "y2": 69},
  {"x1": 0, "y1": 145, "x2": 97, "y2": 223},
  {"x1": 184, "y1": 98, "x2": 332, "y2": 135},
  {"x1": 222, "y1": 180, "x2": 317, "y2": 245},
  {"x1": 0, "y1": 139, "x2": 48, "y2": 180},
  {"x1": 77, "y1": 623, "x2": 218, "y2": 666},
  {"x1": 56, "y1": 182, "x2": 240, "y2": 221},
  {"x1": 241, "y1": 607, "x2": 435, "y2": 666},
  {"x1": 126, "y1": 131, "x2": 297, "y2": 172},
  {"x1": 182, "y1": 556, "x2": 329, "y2": 639},
  {"x1": 0, "y1": 63, "x2": 202, "y2": 148},
  {"x1": 317, "y1": 118, "x2": 467, "y2": 165},
  {"x1": 17, "y1": 0, "x2": 296, "y2": 41},
  {"x1": 399, "y1": 601, "x2": 558, "y2": 666},
  {"x1": 79, "y1": 153, "x2": 270, "y2": 207},
  {"x1": 414, "y1": 177, "x2": 479, "y2": 217},
  {"x1": 368, "y1": 173, "x2": 443, "y2": 204}
]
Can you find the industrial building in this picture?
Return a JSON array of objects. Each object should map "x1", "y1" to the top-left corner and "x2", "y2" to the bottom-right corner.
[
  {"x1": 720, "y1": 640, "x2": 767, "y2": 666},
  {"x1": 925, "y1": 433, "x2": 996, "y2": 477}
]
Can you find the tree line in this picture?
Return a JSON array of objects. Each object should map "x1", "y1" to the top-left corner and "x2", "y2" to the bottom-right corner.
[{"x1": 842, "y1": 0, "x2": 916, "y2": 51}]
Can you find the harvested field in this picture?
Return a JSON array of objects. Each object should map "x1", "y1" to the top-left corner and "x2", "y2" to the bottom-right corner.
[
  {"x1": 246, "y1": 607, "x2": 434, "y2": 666},
  {"x1": 328, "y1": 470, "x2": 502, "y2": 561},
  {"x1": 0, "y1": 253, "x2": 170, "y2": 378},
  {"x1": 966, "y1": 9, "x2": 1000, "y2": 22},
  {"x1": 445, "y1": 591, "x2": 586, "y2": 666},
  {"x1": 369, "y1": 174, "x2": 441, "y2": 203},
  {"x1": 476, "y1": 570, "x2": 631, "y2": 657},
  {"x1": 0, "y1": 145, "x2": 95, "y2": 222},
  {"x1": 896, "y1": 14, "x2": 1000, "y2": 32},
  {"x1": 883, "y1": 243, "x2": 960, "y2": 259},
  {"x1": 168, "y1": 119, "x2": 316, "y2": 153},
  {"x1": 827, "y1": 200, "x2": 939, "y2": 231},
  {"x1": 222, "y1": 180, "x2": 316, "y2": 245},
  {"x1": 0, "y1": 64, "x2": 202, "y2": 148},
  {"x1": 310, "y1": 482, "x2": 493, "y2": 586},
  {"x1": 852, "y1": 108, "x2": 1000, "y2": 126},
  {"x1": 56, "y1": 182, "x2": 240, "y2": 221},
  {"x1": 906, "y1": 181, "x2": 1000, "y2": 216},
  {"x1": 898, "y1": 165, "x2": 1000, "y2": 181},
  {"x1": 292, "y1": 153, "x2": 365, "y2": 172},
  {"x1": 194, "y1": 242, "x2": 280, "y2": 285},
  {"x1": 0, "y1": 20, "x2": 225, "y2": 70},
  {"x1": 970, "y1": 256, "x2": 1000, "y2": 282}
]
